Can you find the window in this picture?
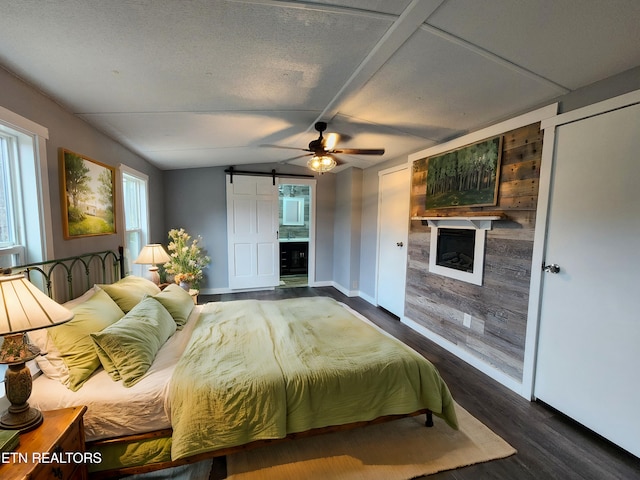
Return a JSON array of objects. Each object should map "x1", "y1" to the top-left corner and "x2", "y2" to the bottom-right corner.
[
  {"x1": 0, "y1": 106, "x2": 51, "y2": 397},
  {"x1": 0, "y1": 106, "x2": 51, "y2": 268},
  {"x1": 121, "y1": 166, "x2": 149, "y2": 277},
  {"x1": 0, "y1": 135, "x2": 17, "y2": 245}
]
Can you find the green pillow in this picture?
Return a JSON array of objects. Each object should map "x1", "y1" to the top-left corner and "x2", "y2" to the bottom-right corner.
[
  {"x1": 91, "y1": 296, "x2": 177, "y2": 387},
  {"x1": 99, "y1": 275, "x2": 161, "y2": 313},
  {"x1": 48, "y1": 288, "x2": 125, "y2": 391},
  {"x1": 153, "y1": 284, "x2": 195, "y2": 328}
]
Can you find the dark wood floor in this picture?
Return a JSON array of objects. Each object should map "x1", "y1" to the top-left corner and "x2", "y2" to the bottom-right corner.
[{"x1": 199, "y1": 286, "x2": 640, "y2": 480}]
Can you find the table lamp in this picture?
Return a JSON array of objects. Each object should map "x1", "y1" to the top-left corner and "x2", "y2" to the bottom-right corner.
[
  {"x1": 0, "y1": 272, "x2": 74, "y2": 432},
  {"x1": 133, "y1": 244, "x2": 171, "y2": 285}
]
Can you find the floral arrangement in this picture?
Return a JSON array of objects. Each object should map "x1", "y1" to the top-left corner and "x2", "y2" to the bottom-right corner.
[{"x1": 163, "y1": 228, "x2": 210, "y2": 289}]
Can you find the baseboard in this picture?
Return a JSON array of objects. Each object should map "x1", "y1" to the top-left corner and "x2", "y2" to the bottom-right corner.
[
  {"x1": 199, "y1": 286, "x2": 276, "y2": 295},
  {"x1": 402, "y1": 316, "x2": 528, "y2": 398},
  {"x1": 331, "y1": 281, "x2": 359, "y2": 297},
  {"x1": 358, "y1": 291, "x2": 377, "y2": 306},
  {"x1": 203, "y1": 282, "x2": 378, "y2": 306}
]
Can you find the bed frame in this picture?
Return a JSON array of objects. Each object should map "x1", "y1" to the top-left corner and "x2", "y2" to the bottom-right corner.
[
  {"x1": 88, "y1": 409, "x2": 434, "y2": 479},
  {"x1": 13, "y1": 248, "x2": 434, "y2": 479},
  {"x1": 11, "y1": 247, "x2": 125, "y2": 304}
]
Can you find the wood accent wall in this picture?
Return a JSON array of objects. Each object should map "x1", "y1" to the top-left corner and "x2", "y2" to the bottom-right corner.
[{"x1": 405, "y1": 123, "x2": 542, "y2": 381}]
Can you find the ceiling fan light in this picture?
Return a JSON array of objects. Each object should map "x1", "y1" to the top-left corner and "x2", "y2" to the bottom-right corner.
[{"x1": 308, "y1": 155, "x2": 336, "y2": 173}]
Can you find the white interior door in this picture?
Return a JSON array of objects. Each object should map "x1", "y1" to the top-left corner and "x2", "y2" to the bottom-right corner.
[
  {"x1": 534, "y1": 102, "x2": 640, "y2": 457},
  {"x1": 227, "y1": 175, "x2": 279, "y2": 290},
  {"x1": 376, "y1": 166, "x2": 410, "y2": 317}
]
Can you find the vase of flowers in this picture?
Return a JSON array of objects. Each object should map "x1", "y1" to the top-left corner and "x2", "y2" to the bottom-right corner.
[{"x1": 163, "y1": 228, "x2": 211, "y2": 290}]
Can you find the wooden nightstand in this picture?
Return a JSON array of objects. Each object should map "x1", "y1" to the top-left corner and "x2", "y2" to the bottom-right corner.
[{"x1": 0, "y1": 406, "x2": 88, "y2": 480}]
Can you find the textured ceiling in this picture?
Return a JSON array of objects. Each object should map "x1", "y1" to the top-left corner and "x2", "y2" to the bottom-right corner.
[{"x1": 0, "y1": 0, "x2": 639, "y2": 171}]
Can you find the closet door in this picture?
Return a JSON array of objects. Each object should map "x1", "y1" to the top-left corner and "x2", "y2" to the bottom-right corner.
[
  {"x1": 376, "y1": 166, "x2": 409, "y2": 317},
  {"x1": 226, "y1": 175, "x2": 279, "y2": 290},
  {"x1": 535, "y1": 102, "x2": 640, "y2": 457}
]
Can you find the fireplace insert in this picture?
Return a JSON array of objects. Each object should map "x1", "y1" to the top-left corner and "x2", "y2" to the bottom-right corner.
[{"x1": 436, "y1": 228, "x2": 475, "y2": 273}]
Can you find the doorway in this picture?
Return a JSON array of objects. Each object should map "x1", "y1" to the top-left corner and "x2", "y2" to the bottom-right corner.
[{"x1": 278, "y1": 180, "x2": 316, "y2": 288}]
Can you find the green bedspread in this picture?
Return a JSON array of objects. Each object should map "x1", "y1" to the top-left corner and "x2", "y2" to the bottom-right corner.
[{"x1": 169, "y1": 297, "x2": 458, "y2": 460}]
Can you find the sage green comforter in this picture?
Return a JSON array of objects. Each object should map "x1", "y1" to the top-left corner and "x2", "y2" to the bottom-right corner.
[{"x1": 169, "y1": 297, "x2": 458, "y2": 460}]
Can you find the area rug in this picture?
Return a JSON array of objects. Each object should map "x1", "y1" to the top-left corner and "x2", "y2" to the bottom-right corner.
[{"x1": 226, "y1": 403, "x2": 516, "y2": 480}]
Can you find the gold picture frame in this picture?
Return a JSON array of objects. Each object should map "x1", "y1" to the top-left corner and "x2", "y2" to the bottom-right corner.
[{"x1": 60, "y1": 148, "x2": 116, "y2": 239}]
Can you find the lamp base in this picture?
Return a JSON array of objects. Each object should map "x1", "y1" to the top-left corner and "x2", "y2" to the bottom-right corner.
[
  {"x1": 149, "y1": 266, "x2": 161, "y2": 286},
  {"x1": 1, "y1": 356, "x2": 43, "y2": 432},
  {"x1": 0, "y1": 403, "x2": 43, "y2": 432}
]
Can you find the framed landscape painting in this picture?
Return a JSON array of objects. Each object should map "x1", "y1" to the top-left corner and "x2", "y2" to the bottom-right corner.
[
  {"x1": 416, "y1": 136, "x2": 503, "y2": 211},
  {"x1": 60, "y1": 149, "x2": 116, "y2": 239}
]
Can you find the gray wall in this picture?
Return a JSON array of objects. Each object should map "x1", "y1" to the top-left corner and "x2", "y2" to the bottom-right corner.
[
  {"x1": 0, "y1": 67, "x2": 164, "y2": 260},
  {"x1": 162, "y1": 166, "x2": 228, "y2": 289},
  {"x1": 315, "y1": 170, "x2": 336, "y2": 283},
  {"x1": 162, "y1": 163, "x2": 336, "y2": 292},
  {"x1": 555, "y1": 65, "x2": 640, "y2": 114},
  {"x1": 332, "y1": 168, "x2": 363, "y2": 293}
]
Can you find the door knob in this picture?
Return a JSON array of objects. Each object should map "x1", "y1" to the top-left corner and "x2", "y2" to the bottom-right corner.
[
  {"x1": 542, "y1": 263, "x2": 561, "y2": 274},
  {"x1": 396, "y1": 242, "x2": 404, "y2": 247}
]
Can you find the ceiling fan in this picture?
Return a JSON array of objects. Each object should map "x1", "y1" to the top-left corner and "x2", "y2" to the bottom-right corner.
[{"x1": 265, "y1": 121, "x2": 385, "y2": 173}]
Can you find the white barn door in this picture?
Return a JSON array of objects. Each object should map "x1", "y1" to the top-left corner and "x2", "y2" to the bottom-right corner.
[
  {"x1": 535, "y1": 99, "x2": 640, "y2": 457},
  {"x1": 227, "y1": 175, "x2": 279, "y2": 290}
]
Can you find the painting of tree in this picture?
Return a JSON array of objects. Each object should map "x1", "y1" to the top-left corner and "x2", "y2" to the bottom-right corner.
[
  {"x1": 61, "y1": 149, "x2": 116, "y2": 238},
  {"x1": 423, "y1": 136, "x2": 502, "y2": 209}
]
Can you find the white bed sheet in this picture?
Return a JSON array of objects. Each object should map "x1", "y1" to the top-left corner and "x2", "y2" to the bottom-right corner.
[{"x1": 29, "y1": 305, "x2": 203, "y2": 441}]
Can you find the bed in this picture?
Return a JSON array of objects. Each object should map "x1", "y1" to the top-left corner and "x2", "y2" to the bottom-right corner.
[{"x1": 13, "y1": 249, "x2": 458, "y2": 478}]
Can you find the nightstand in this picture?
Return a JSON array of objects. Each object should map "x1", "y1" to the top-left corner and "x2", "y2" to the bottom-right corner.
[{"x1": 0, "y1": 406, "x2": 88, "y2": 480}]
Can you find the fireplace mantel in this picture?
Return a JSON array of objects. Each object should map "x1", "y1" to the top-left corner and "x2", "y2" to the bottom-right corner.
[{"x1": 412, "y1": 215, "x2": 503, "y2": 230}]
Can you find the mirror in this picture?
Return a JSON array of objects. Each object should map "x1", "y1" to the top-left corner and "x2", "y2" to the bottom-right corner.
[{"x1": 282, "y1": 197, "x2": 304, "y2": 226}]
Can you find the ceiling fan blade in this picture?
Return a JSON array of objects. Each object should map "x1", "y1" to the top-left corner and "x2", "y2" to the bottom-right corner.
[
  {"x1": 260, "y1": 144, "x2": 309, "y2": 152},
  {"x1": 280, "y1": 153, "x2": 312, "y2": 164},
  {"x1": 323, "y1": 132, "x2": 340, "y2": 151},
  {"x1": 333, "y1": 148, "x2": 385, "y2": 155}
]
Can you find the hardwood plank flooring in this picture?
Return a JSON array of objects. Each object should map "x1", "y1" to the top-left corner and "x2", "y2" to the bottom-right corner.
[{"x1": 199, "y1": 287, "x2": 640, "y2": 479}]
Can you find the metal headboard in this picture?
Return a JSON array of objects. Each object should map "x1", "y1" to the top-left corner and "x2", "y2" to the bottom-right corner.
[{"x1": 10, "y1": 246, "x2": 125, "y2": 303}]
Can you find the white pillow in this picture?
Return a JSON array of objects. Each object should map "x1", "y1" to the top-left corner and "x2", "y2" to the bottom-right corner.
[
  {"x1": 29, "y1": 286, "x2": 99, "y2": 382},
  {"x1": 62, "y1": 285, "x2": 100, "y2": 309}
]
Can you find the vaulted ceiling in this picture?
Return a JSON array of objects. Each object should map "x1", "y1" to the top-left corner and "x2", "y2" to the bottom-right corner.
[{"x1": 1, "y1": 0, "x2": 639, "y2": 171}]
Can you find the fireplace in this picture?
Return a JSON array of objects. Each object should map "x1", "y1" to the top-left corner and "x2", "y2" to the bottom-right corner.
[
  {"x1": 423, "y1": 217, "x2": 498, "y2": 286},
  {"x1": 436, "y1": 228, "x2": 475, "y2": 273}
]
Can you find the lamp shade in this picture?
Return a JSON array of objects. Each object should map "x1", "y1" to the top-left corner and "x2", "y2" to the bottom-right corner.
[
  {"x1": 134, "y1": 244, "x2": 171, "y2": 265},
  {"x1": 0, "y1": 273, "x2": 74, "y2": 336},
  {"x1": 0, "y1": 273, "x2": 73, "y2": 432}
]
